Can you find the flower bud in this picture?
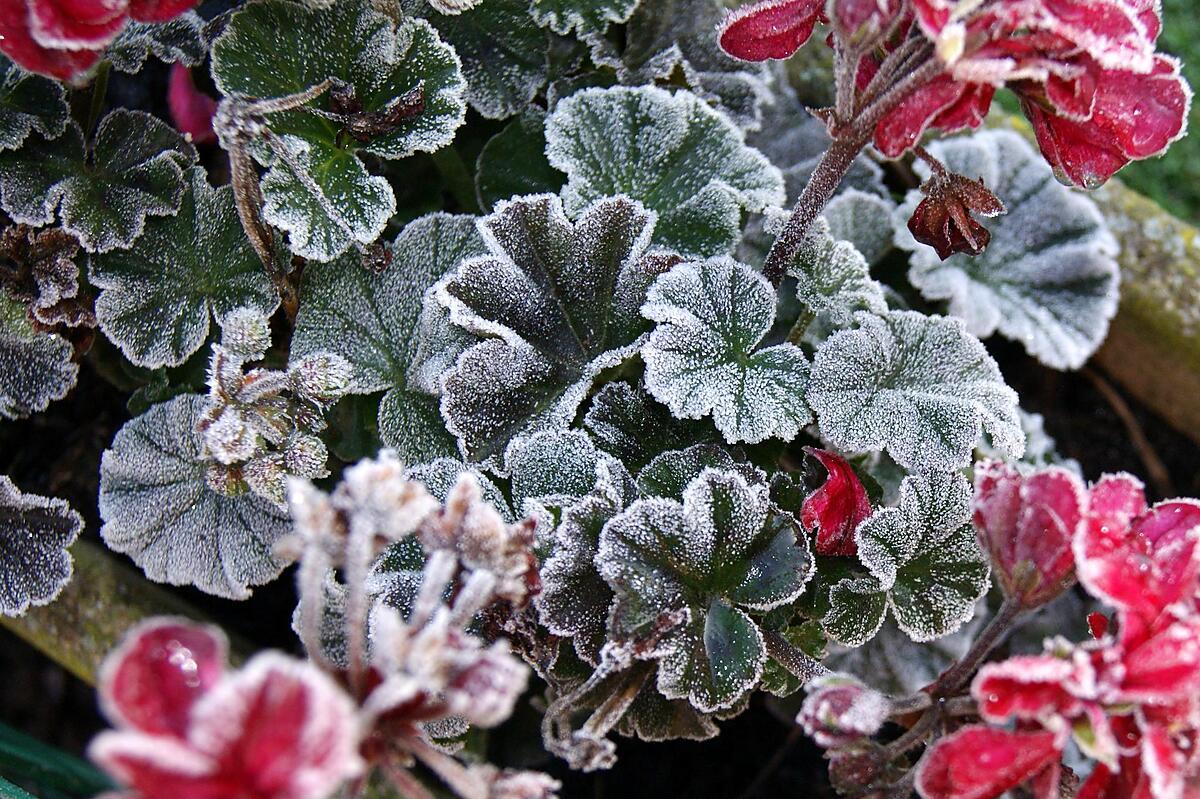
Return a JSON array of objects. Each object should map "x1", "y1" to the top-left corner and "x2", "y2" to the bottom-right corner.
[
  {"x1": 906, "y1": 168, "x2": 1005, "y2": 260},
  {"x1": 798, "y1": 673, "x2": 890, "y2": 748},
  {"x1": 801, "y1": 447, "x2": 872, "y2": 557}
]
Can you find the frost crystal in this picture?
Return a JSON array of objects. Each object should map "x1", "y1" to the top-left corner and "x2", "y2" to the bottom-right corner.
[
  {"x1": 641, "y1": 256, "x2": 813, "y2": 444},
  {"x1": 823, "y1": 190, "x2": 897, "y2": 267},
  {"x1": 0, "y1": 475, "x2": 82, "y2": 616},
  {"x1": 531, "y1": 0, "x2": 639, "y2": 37},
  {"x1": 545, "y1": 86, "x2": 784, "y2": 256},
  {"x1": 779, "y1": 214, "x2": 888, "y2": 328},
  {"x1": 99, "y1": 394, "x2": 292, "y2": 599},
  {"x1": 895, "y1": 130, "x2": 1120, "y2": 370},
  {"x1": 807, "y1": 310, "x2": 1025, "y2": 472},
  {"x1": 0, "y1": 55, "x2": 69, "y2": 152},
  {"x1": 0, "y1": 294, "x2": 77, "y2": 419}
]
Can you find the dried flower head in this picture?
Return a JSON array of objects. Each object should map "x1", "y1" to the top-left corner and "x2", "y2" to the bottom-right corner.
[{"x1": 906, "y1": 164, "x2": 1007, "y2": 260}]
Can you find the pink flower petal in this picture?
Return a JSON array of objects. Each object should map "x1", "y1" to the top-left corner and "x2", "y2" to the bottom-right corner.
[
  {"x1": 873, "y1": 76, "x2": 992, "y2": 158},
  {"x1": 99, "y1": 619, "x2": 227, "y2": 738},
  {"x1": 972, "y1": 655, "x2": 1085, "y2": 724},
  {"x1": 127, "y1": 0, "x2": 197, "y2": 23},
  {"x1": 718, "y1": 0, "x2": 826, "y2": 62},
  {"x1": 1118, "y1": 617, "x2": 1200, "y2": 705},
  {"x1": 834, "y1": 0, "x2": 900, "y2": 40},
  {"x1": 89, "y1": 731, "x2": 223, "y2": 799},
  {"x1": 27, "y1": 0, "x2": 128, "y2": 51},
  {"x1": 916, "y1": 726, "x2": 1062, "y2": 799},
  {"x1": 801, "y1": 448, "x2": 872, "y2": 557},
  {"x1": 168, "y1": 64, "x2": 217, "y2": 145},
  {"x1": 0, "y1": 0, "x2": 102, "y2": 80}
]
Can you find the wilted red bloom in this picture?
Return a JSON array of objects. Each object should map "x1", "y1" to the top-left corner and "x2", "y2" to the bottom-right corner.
[
  {"x1": 797, "y1": 673, "x2": 891, "y2": 748},
  {"x1": 90, "y1": 618, "x2": 363, "y2": 799},
  {"x1": 801, "y1": 447, "x2": 872, "y2": 556},
  {"x1": 907, "y1": 166, "x2": 1006, "y2": 260},
  {"x1": 717, "y1": 0, "x2": 827, "y2": 61},
  {"x1": 168, "y1": 64, "x2": 217, "y2": 145},
  {"x1": 916, "y1": 726, "x2": 1062, "y2": 799}
]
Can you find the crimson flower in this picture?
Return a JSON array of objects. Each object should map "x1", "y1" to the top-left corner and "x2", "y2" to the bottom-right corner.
[
  {"x1": 800, "y1": 447, "x2": 872, "y2": 556},
  {"x1": 168, "y1": 64, "x2": 217, "y2": 145},
  {"x1": 907, "y1": 166, "x2": 1006, "y2": 259},
  {"x1": 798, "y1": 673, "x2": 891, "y2": 748},
  {"x1": 89, "y1": 618, "x2": 364, "y2": 799},
  {"x1": 718, "y1": 0, "x2": 827, "y2": 61}
]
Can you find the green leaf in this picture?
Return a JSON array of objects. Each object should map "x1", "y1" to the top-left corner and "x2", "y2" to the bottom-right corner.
[
  {"x1": 896, "y1": 130, "x2": 1120, "y2": 370},
  {"x1": 779, "y1": 213, "x2": 888, "y2": 329},
  {"x1": 531, "y1": 0, "x2": 640, "y2": 37},
  {"x1": 642, "y1": 256, "x2": 812, "y2": 444},
  {"x1": 0, "y1": 476, "x2": 82, "y2": 618},
  {"x1": 106, "y1": 13, "x2": 207, "y2": 73},
  {"x1": 98, "y1": 394, "x2": 292, "y2": 599},
  {"x1": 545, "y1": 86, "x2": 784, "y2": 256},
  {"x1": 90, "y1": 167, "x2": 279, "y2": 368},
  {"x1": 211, "y1": 0, "x2": 467, "y2": 261},
  {"x1": 807, "y1": 310, "x2": 1024, "y2": 472},
  {"x1": 0, "y1": 296, "x2": 77, "y2": 420},
  {"x1": 0, "y1": 778, "x2": 35, "y2": 799},
  {"x1": 583, "y1": 381, "x2": 711, "y2": 473},
  {"x1": 0, "y1": 111, "x2": 197, "y2": 253},
  {"x1": 0, "y1": 56, "x2": 69, "y2": 152},
  {"x1": 824, "y1": 189, "x2": 896, "y2": 267},
  {"x1": 636, "y1": 444, "x2": 748, "y2": 502},
  {"x1": 0, "y1": 722, "x2": 113, "y2": 797},
  {"x1": 291, "y1": 213, "x2": 485, "y2": 463},
  {"x1": 474, "y1": 109, "x2": 564, "y2": 211}
]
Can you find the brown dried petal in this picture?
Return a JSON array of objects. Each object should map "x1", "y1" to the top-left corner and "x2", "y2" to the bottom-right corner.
[{"x1": 907, "y1": 171, "x2": 1006, "y2": 260}]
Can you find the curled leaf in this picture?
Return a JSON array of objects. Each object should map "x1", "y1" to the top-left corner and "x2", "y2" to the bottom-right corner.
[{"x1": 0, "y1": 476, "x2": 82, "y2": 616}]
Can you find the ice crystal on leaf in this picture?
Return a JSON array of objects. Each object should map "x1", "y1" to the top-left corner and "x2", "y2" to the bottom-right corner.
[
  {"x1": 105, "y1": 13, "x2": 206, "y2": 74},
  {"x1": 597, "y1": 467, "x2": 813, "y2": 712},
  {"x1": 432, "y1": 193, "x2": 663, "y2": 466},
  {"x1": 545, "y1": 86, "x2": 784, "y2": 256},
  {"x1": 641, "y1": 256, "x2": 813, "y2": 444},
  {"x1": 823, "y1": 471, "x2": 990, "y2": 645},
  {"x1": 582, "y1": 381, "x2": 710, "y2": 473},
  {"x1": 807, "y1": 310, "x2": 1024, "y2": 472},
  {"x1": 780, "y1": 215, "x2": 889, "y2": 328},
  {"x1": 291, "y1": 213, "x2": 485, "y2": 463},
  {"x1": 98, "y1": 394, "x2": 292, "y2": 599},
  {"x1": 822, "y1": 189, "x2": 896, "y2": 268},
  {"x1": 530, "y1": 0, "x2": 640, "y2": 38},
  {"x1": 210, "y1": 0, "x2": 466, "y2": 262},
  {"x1": 0, "y1": 293, "x2": 77, "y2": 419},
  {"x1": 0, "y1": 109, "x2": 196, "y2": 253},
  {"x1": 0, "y1": 475, "x2": 82, "y2": 616},
  {"x1": 896, "y1": 130, "x2": 1120, "y2": 371},
  {"x1": 90, "y1": 168, "x2": 278, "y2": 369},
  {"x1": 0, "y1": 55, "x2": 69, "y2": 152}
]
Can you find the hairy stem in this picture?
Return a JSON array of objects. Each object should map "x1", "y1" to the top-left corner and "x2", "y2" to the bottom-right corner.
[
  {"x1": 762, "y1": 627, "x2": 829, "y2": 684},
  {"x1": 86, "y1": 61, "x2": 111, "y2": 137},
  {"x1": 930, "y1": 597, "x2": 1024, "y2": 698}
]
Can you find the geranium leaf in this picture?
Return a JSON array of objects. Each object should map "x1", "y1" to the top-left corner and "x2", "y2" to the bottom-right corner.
[
  {"x1": 779, "y1": 214, "x2": 888, "y2": 328},
  {"x1": 0, "y1": 476, "x2": 82, "y2": 617},
  {"x1": 98, "y1": 394, "x2": 291, "y2": 599},
  {"x1": 0, "y1": 111, "x2": 197, "y2": 253},
  {"x1": 545, "y1": 86, "x2": 784, "y2": 256},
  {"x1": 90, "y1": 167, "x2": 279, "y2": 369},
  {"x1": 291, "y1": 213, "x2": 485, "y2": 463},
  {"x1": 824, "y1": 189, "x2": 897, "y2": 267},
  {"x1": 475, "y1": 110, "x2": 563, "y2": 211},
  {"x1": 807, "y1": 310, "x2": 1024, "y2": 472},
  {"x1": 211, "y1": 0, "x2": 466, "y2": 261},
  {"x1": 506, "y1": 429, "x2": 632, "y2": 513},
  {"x1": 642, "y1": 256, "x2": 812, "y2": 444},
  {"x1": 531, "y1": 0, "x2": 640, "y2": 37},
  {"x1": 636, "y1": 444, "x2": 749, "y2": 502},
  {"x1": 0, "y1": 295, "x2": 77, "y2": 420},
  {"x1": 0, "y1": 55, "x2": 69, "y2": 152},
  {"x1": 895, "y1": 130, "x2": 1120, "y2": 370},
  {"x1": 433, "y1": 194, "x2": 662, "y2": 465},
  {"x1": 106, "y1": 13, "x2": 207, "y2": 74},
  {"x1": 583, "y1": 381, "x2": 709, "y2": 473}
]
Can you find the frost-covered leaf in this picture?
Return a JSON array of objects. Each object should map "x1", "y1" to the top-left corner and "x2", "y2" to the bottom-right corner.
[
  {"x1": 545, "y1": 86, "x2": 784, "y2": 256},
  {"x1": 434, "y1": 194, "x2": 663, "y2": 465},
  {"x1": 597, "y1": 468, "x2": 812, "y2": 712},
  {"x1": 98, "y1": 394, "x2": 292, "y2": 599},
  {"x1": 506, "y1": 429, "x2": 632, "y2": 514},
  {"x1": 90, "y1": 168, "x2": 278, "y2": 369},
  {"x1": 0, "y1": 476, "x2": 82, "y2": 616},
  {"x1": 642, "y1": 256, "x2": 811, "y2": 444},
  {"x1": 106, "y1": 13, "x2": 207, "y2": 74},
  {"x1": 583, "y1": 381, "x2": 709, "y2": 472},
  {"x1": 291, "y1": 213, "x2": 484, "y2": 463},
  {"x1": 895, "y1": 130, "x2": 1120, "y2": 370},
  {"x1": 824, "y1": 471, "x2": 990, "y2": 645},
  {"x1": 0, "y1": 111, "x2": 197, "y2": 253},
  {"x1": 475, "y1": 110, "x2": 564, "y2": 211},
  {"x1": 778, "y1": 214, "x2": 888, "y2": 328},
  {"x1": 412, "y1": 0, "x2": 548, "y2": 119},
  {"x1": 531, "y1": 0, "x2": 639, "y2": 37},
  {"x1": 211, "y1": 0, "x2": 466, "y2": 261},
  {"x1": 404, "y1": 458, "x2": 511, "y2": 517},
  {"x1": 0, "y1": 56, "x2": 69, "y2": 152},
  {"x1": 807, "y1": 311, "x2": 1024, "y2": 472},
  {"x1": 824, "y1": 190, "x2": 897, "y2": 268},
  {"x1": 636, "y1": 444, "x2": 752, "y2": 502},
  {"x1": 0, "y1": 295, "x2": 77, "y2": 419}
]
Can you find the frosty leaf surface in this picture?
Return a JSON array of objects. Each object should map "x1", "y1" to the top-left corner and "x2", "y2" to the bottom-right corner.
[
  {"x1": 636, "y1": 444, "x2": 751, "y2": 502},
  {"x1": 506, "y1": 429, "x2": 631, "y2": 514},
  {"x1": 807, "y1": 311, "x2": 1024, "y2": 472},
  {"x1": 779, "y1": 214, "x2": 888, "y2": 328},
  {"x1": 895, "y1": 130, "x2": 1120, "y2": 370},
  {"x1": 824, "y1": 471, "x2": 990, "y2": 645},
  {"x1": 291, "y1": 213, "x2": 484, "y2": 463},
  {"x1": 106, "y1": 13, "x2": 207, "y2": 73},
  {"x1": 98, "y1": 394, "x2": 292, "y2": 599},
  {"x1": 597, "y1": 468, "x2": 812, "y2": 712},
  {"x1": 531, "y1": 0, "x2": 640, "y2": 37},
  {"x1": 90, "y1": 168, "x2": 278, "y2": 369},
  {"x1": 642, "y1": 257, "x2": 812, "y2": 444},
  {"x1": 475, "y1": 110, "x2": 563, "y2": 211},
  {"x1": 211, "y1": 0, "x2": 466, "y2": 261},
  {"x1": 434, "y1": 194, "x2": 662, "y2": 465},
  {"x1": 824, "y1": 190, "x2": 897, "y2": 268},
  {"x1": 545, "y1": 86, "x2": 784, "y2": 256},
  {"x1": 0, "y1": 56, "x2": 69, "y2": 152},
  {"x1": 0, "y1": 295, "x2": 77, "y2": 420},
  {"x1": 582, "y1": 381, "x2": 709, "y2": 472},
  {"x1": 0, "y1": 476, "x2": 82, "y2": 616},
  {"x1": 0, "y1": 111, "x2": 196, "y2": 253}
]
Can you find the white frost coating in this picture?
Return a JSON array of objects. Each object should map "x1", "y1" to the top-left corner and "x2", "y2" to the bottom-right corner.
[
  {"x1": 530, "y1": 0, "x2": 640, "y2": 36},
  {"x1": 91, "y1": 168, "x2": 279, "y2": 369},
  {"x1": 0, "y1": 296, "x2": 77, "y2": 420},
  {"x1": 641, "y1": 256, "x2": 812, "y2": 444},
  {"x1": 99, "y1": 394, "x2": 292, "y2": 600},
  {"x1": 807, "y1": 310, "x2": 1025, "y2": 472},
  {"x1": 0, "y1": 475, "x2": 82, "y2": 617},
  {"x1": 823, "y1": 190, "x2": 897, "y2": 267},
  {"x1": 106, "y1": 14, "x2": 207, "y2": 73},
  {"x1": 0, "y1": 58, "x2": 69, "y2": 152},
  {"x1": 895, "y1": 130, "x2": 1120, "y2": 371},
  {"x1": 545, "y1": 86, "x2": 784, "y2": 256}
]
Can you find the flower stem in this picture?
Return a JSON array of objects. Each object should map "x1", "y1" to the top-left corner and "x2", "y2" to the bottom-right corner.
[
  {"x1": 762, "y1": 627, "x2": 829, "y2": 684},
  {"x1": 929, "y1": 597, "x2": 1024, "y2": 698}
]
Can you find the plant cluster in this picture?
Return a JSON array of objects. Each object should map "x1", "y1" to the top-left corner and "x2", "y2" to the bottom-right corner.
[{"x1": 0, "y1": 0, "x2": 1194, "y2": 796}]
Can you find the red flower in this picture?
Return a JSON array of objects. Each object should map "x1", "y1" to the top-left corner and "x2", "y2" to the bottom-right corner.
[
  {"x1": 906, "y1": 165, "x2": 1006, "y2": 260},
  {"x1": 915, "y1": 726, "x2": 1062, "y2": 799},
  {"x1": 800, "y1": 447, "x2": 872, "y2": 557},
  {"x1": 90, "y1": 618, "x2": 363, "y2": 799},
  {"x1": 797, "y1": 673, "x2": 891, "y2": 748},
  {"x1": 168, "y1": 64, "x2": 217, "y2": 145},
  {"x1": 717, "y1": 0, "x2": 827, "y2": 62}
]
